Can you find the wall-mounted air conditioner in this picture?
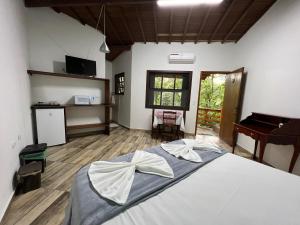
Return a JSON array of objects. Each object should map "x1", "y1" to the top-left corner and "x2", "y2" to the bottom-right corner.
[{"x1": 168, "y1": 53, "x2": 195, "y2": 64}]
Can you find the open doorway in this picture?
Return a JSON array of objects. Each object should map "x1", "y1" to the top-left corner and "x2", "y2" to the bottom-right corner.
[
  {"x1": 195, "y1": 68, "x2": 246, "y2": 146},
  {"x1": 195, "y1": 72, "x2": 227, "y2": 136}
]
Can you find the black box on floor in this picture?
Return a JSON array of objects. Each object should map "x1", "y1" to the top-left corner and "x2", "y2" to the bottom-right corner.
[{"x1": 17, "y1": 162, "x2": 42, "y2": 194}]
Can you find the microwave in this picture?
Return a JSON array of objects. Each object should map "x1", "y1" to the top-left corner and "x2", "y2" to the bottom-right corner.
[
  {"x1": 74, "y1": 95, "x2": 90, "y2": 105},
  {"x1": 73, "y1": 95, "x2": 101, "y2": 105}
]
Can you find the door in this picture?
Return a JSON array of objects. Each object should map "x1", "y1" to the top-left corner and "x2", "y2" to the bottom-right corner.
[
  {"x1": 36, "y1": 108, "x2": 66, "y2": 146},
  {"x1": 219, "y1": 68, "x2": 246, "y2": 146}
]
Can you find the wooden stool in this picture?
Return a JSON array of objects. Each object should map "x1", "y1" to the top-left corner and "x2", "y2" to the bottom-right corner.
[{"x1": 17, "y1": 162, "x2": 42, "y2": 194}]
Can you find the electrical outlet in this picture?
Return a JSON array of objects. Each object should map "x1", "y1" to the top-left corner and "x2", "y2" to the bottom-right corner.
[
  {"x1": 11, "y1": 141, "x2": 17, "y2": 149},
  {"x1": 18, "y1": 135, "x2": 21, "y2": 141}
]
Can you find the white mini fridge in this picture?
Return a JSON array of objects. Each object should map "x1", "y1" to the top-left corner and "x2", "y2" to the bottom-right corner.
[{"x1": 33, "y1": 106, "x2": 66, "y2": 146}]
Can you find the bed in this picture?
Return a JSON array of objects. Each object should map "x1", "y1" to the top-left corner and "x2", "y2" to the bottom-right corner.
[{"x1": 64, "y1": 141, "x2": 300, "y2": 225}]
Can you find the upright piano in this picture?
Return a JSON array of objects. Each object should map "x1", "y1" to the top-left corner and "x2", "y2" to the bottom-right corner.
[{"x1": 232, "y1": 112, "x2": 300, "y2": 173}]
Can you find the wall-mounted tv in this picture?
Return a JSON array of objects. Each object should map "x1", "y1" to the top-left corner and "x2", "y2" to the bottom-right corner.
[{"x1": 65, "y1": 55, "x2": 96, "y2": 76}]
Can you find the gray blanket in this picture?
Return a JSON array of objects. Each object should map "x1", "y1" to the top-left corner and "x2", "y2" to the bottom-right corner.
[{"x1": 64, "y1": 141, "x2": 226, "y2": 225}]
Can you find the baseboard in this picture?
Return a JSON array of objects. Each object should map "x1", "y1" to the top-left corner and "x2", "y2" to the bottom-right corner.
[
  {"x1": 129, "y1": 128, "x2": 151, "y2": 133},
  {"x1": 184, "y1": 132, "x2": 195, "y2": 136},
  {"x1": 115, "y1": 124, "x2": 196, "y2": 136},
  {"x1": 235, "y1": 144, "x2": 274, "y2": 168},
  {"x1": 0, "y1": 190, "x2": 15, "y2": 223},
  {"x1": 67, "y1": 130, "x2": 105, "y2": 138},
  {"x1": 117, "y1": 123, "x2": 130, "y2": 130}
]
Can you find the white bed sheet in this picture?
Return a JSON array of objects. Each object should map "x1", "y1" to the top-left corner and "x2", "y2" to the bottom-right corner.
[{"x1": 103, "y1": 153, "x2": 300, "y2": 225}]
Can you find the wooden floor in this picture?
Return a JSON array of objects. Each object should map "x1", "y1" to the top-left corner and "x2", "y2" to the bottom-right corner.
[{"x1": 1, "y1": 127, "x2": 251, "y2": 225}]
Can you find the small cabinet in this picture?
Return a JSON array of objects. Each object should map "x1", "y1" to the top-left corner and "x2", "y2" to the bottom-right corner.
[{"x1": 32, "y1": 107, "x2": 66, "y2": 146}]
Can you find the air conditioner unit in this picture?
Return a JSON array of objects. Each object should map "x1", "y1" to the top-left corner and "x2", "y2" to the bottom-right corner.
[{"x1": 168, "y1": 53, "x2": 195, "y2": 64}]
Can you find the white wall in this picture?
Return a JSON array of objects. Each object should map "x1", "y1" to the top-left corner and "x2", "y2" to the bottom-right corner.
[
  {"x1": 112, "y1": 50, "x2": 132, "y2": 127},
  {"x1": 105, "y1": 60, "x2": 113, "y2": 91},
  {"x1": 130, "y1": 43, "x2": 236, "y2": 133},
  {"x1": 105, "y1": 60, "x2": 113, "y2": 121},
  {"x1": 0, "y1": 0, "x2": 32, "y2": 221},
  {"x1": 27, "y1": 8, "x2": 106, "y2": 77},
  {"x1": 27, "y1": 8, "x2": 107, "y2": 130},
  {"x1": 234, "y1": 0, "x2": 300, "y2": 175}
]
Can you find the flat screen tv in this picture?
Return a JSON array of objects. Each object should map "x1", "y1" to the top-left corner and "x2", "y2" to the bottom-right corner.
[{"x1": 65, "y1": 55, "x2": 96, "y2": 76}]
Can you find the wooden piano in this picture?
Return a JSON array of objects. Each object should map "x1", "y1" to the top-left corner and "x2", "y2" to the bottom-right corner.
[{"x1": 232, "y1": 112, "x2": 300, "y2": 173}]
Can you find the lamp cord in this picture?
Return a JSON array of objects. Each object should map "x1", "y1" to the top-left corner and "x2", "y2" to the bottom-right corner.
[
  {"x1": 95, "y1": 4, "x2": 104, "y2": 34},
  {"x1": 86, "y1": 3, "x2": 104, "y2": 59}
]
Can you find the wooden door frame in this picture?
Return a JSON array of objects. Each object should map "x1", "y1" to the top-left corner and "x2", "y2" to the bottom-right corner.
[{"x1": 194, "y1": 71, "x2": 230, "y2": 136}]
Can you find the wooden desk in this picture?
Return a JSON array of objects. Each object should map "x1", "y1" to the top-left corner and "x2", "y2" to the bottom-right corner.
[{"x1": 232, "y1": 112, "x2": 300, "y2": 173}]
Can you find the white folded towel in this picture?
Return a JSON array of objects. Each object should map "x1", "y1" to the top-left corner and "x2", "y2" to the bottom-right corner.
[
  {"x1": 88, "y1": 150, "x2": 174, "y2": 205},
  {"x1": 182, "y1": 139, "x2": 223, "y2": 154},
  {"x1": 161, "y1": 143, "x2": 203, "y2": 163}
]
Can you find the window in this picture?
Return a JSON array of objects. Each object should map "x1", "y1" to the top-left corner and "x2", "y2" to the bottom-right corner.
[
  {"x1": 115, "y1": 73, "x2": 125, "y2": 95},
  {"x1": 145, "y1": 70, "x2": 192, "y2": 110}
]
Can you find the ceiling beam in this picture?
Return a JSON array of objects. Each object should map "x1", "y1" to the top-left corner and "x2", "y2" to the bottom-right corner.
[
  {"x1": 25, "y1": 0, "x2": 155, "y2": 7},
  {"x1": 182, "y1": 8, "x2": 192, "y2": 44},
  {"x1": 120, "y1": 7, "x2": 134, "y2": 44},
  {"x1": 208, "y1": 0, "x2": 236, "y2": 43},
  {"x1": 69, "y1": 7, "x2": 85, "y2": 25},
  {"x1": 195, "y1": 7, "x2": 211, "y2": 43},
  {"x1": 135, "y1": 6, "x2": 146, "y2": 44},
  {"x1": 169, "y1": 10, "x2": 173, "y2": 44},
  {"x1": 222, "y1": 0, "x2": 255, "y2": 43},
  {"x1": 153, "y1": 4, "x2": 158, "y2": 44}
]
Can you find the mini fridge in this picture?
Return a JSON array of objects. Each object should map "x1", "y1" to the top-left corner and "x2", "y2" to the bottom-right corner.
[{"x1": 32, "y1": 106, "x2": 66, "y2": 146}]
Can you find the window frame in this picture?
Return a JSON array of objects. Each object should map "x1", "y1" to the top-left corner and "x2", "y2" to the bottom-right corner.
[
  {"x1": 145, "y1": 70, "x2": 193, "y2": 110},
  {"x1": 115, "y1": 72, "x2": 125, "y2": 95}
]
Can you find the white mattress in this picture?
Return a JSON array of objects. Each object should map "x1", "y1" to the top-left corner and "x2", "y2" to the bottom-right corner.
[{"x1": 104, "y1": 153, "x2": 300, "y2": 225}]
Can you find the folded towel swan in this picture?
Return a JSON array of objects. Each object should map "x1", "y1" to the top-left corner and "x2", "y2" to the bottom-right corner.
[
  {"x1": 160, "y1": 143, "x2": 203, "y2": 162},
  {"x1": 161, "y1": 139, "x2": 222, "y2": 163},
  {"x1": 88, "y1": 150, "x2": 174, "y2": 205}
]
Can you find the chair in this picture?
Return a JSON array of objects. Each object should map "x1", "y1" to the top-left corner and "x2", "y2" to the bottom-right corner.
[
  {"x1": 160, "y1": 111, "x2": 179, "y2": 141},
  {"x1": 151, "y1": 109, "x2": 186, "y2": 140}
]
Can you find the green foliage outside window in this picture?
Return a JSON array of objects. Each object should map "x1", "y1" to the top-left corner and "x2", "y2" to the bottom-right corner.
[
  {"x1": 199, "y1": 74, "x2": 225, "y2": 109},
  {"x1": 153, "y1": 76, "x2": 183, "y2": 107},
  {"x1": 199, "y1": 74, "x2": 225, "y2": 127}
]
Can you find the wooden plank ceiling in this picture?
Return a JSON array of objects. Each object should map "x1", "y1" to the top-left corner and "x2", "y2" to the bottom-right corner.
[{"x1": 25, "y1": 0, "x2": 276, "y2": 61}]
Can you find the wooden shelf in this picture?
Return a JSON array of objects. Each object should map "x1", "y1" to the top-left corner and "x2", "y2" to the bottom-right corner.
[
  {"x1": 28, "y1": 69, "x2": 111, "y2": 137},
  {"x1": 67, "y1": 123, "x2": 108, "y2": 130},
  {"x1": 27, "y1": 70, "x2": 109, "y2": 82},
  {"x1": 64, "y1": 104, "x2": 111, "y2": 108}
]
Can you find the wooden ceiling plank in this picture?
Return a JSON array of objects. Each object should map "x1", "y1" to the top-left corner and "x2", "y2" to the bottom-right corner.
[
  {"x1": 52, "y1": 7, "x2": 61, "y2": 13},
  {"x1": 208, "y1": 0, "x2": 236, "y2": 43},
  {"x1": 153, "y1": 5, "x2": 158, "y2": 44},
  {"x1": 25, "y1": 0, "x2": 156, "y2": 7},
  {"x1": 235, "y1": 1, "x2": 275, "y2": 42},
  {"x1": 110, "y1": 45, "x2": 132, "y2": 50},
  {"x1": 195, "y1": 7, "x2": 211, "y2": 43},
  {"x1": 106, "y1": 45, "x2": 132, "y2": 61},
  {"x1": 222, "y1": 0, "x2": 255, "y2": 43},
  {"x1": 106, "y1": 12, "x2": 124, "y2": 45},
  {"x1": 182, "y1": 7, "x2": 192, "y2": 44},
  {"x1": 135, "y1": 6, "x2": 146, "y2": 44},
  {"x1": 120, "y1": 6, "x2": 134, "y2": 44},
  {"x1": 169, "y1": 10, "x2": 173, "y2": 44},
  {"x1": 85, "y1": 6, "x2": 97, "y2": 24},
  {"x1": 69, "y1": 7, "x2": 85, "y2": 25}
]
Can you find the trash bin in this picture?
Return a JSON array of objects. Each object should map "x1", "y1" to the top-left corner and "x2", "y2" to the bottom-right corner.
[{"x1": 19, "y1": 143, "x2": 47, "y2": 172}]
